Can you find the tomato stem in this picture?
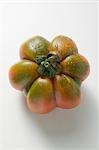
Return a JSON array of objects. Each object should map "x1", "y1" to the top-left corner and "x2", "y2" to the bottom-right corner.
[{"x1": 36, "y1": 54, "x2": 62, "y2": 77}]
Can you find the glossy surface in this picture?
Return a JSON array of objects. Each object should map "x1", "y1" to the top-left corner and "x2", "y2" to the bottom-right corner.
[
  {"x1": 20, "y1": 36, "x2": 50, "y2": 62},
  {"x1": 54, "y1": 74, "x2": 81, "y2": 109},
  {"x1": 49, "y1": 35, "x2": 78, "y2": 60},
  {"x1": 9, "y1": 60, "x2": 39, "y2": 90},
  {"x1": 61, "y1": 54, "x2": 90, "y2": 81},
  {"x1": 9, "y1": 35, "x2": 90, "y2": 114},
  {"x1": 27, "y1": 77, "x2": 56, "y2": 114}
]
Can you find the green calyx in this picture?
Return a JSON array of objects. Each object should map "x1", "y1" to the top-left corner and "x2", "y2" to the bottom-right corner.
[{"x1": 36, "y1": 54, "x2": 62, "y2": 77}]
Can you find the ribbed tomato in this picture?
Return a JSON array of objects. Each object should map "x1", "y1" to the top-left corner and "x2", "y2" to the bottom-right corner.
[{"x1": 9, "y1": 35, "x2": 90, "y2": 114}]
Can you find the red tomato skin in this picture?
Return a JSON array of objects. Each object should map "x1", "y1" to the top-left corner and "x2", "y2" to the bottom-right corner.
[{"x1": 54, "y1": 74, "x2": 81, "y2": 109}]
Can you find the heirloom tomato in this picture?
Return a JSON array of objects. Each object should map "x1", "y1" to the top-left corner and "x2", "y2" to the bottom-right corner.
[{"x1": 9, "y1": 35, "x2": 90, "y2": 114}]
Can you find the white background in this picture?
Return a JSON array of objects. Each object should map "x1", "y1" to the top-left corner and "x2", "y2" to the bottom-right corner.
[{"x1": 0, "y1": 2, "x2": 98, "y2": 150}]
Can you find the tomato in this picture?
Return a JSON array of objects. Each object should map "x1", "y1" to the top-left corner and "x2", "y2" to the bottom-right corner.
[{"x1": 9, "y1": 35, "x2": 90, "y2": 114}]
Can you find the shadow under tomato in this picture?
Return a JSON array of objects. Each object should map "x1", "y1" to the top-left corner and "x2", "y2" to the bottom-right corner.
[{"x1": 20, "y1": 84, "x2": 98, "y2": 148}]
